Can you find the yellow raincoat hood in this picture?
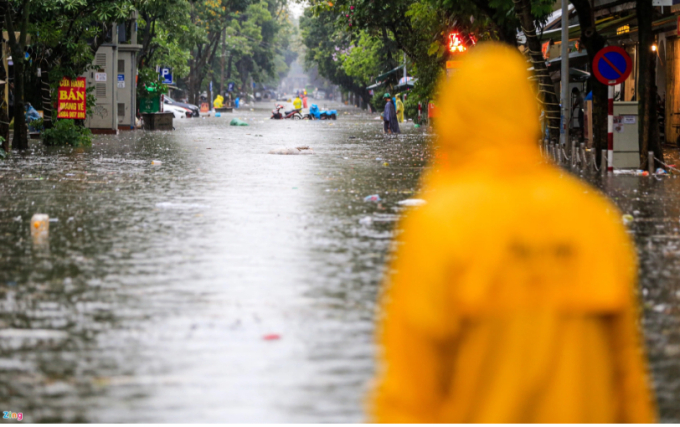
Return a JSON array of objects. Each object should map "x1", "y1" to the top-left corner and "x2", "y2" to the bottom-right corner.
[
  {"x1": 369, "y1": 43, "x2": 656, "y2": 423},
  {"x1": 433, "y1": 44, "x2": 541, "y2": 172}
]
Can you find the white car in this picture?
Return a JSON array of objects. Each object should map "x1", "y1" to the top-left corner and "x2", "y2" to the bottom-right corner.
[{"x1": 163, "y1": 103, "x2": 189, "y2": 119}]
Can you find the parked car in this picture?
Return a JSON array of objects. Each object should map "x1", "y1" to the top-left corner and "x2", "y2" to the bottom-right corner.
[
  {"x1": 163, "y1": 103, "x2": 189, "y2": 119},
  {"x1": 162, "y1": 95, "x2": 200, "y2": 117}
]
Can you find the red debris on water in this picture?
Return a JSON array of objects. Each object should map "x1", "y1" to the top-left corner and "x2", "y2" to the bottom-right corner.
[{"x1": 263, "y1": 334, "x2": 281, "y2": 341}]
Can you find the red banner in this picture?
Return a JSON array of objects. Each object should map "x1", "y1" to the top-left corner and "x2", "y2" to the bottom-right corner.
[{"x1": 57, "y1": 77, "x2": 86, "y2": 119}]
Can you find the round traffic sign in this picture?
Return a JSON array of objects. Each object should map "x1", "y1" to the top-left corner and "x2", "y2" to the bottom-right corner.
[{"x1": 593, "y1": 46, "x2": 632, "y2": 86}]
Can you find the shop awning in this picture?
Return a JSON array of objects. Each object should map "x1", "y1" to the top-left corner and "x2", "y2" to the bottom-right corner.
[
  {"x1": 375, "y1": 65, "x2": 404, "y2": 81},
  {"x1": 546, "y1": 50, "x2": 589, "y2": 65},
  {"x1": 395, "y1": 82, "x2": 415, "y2": 92},
  {"x1": 538, "y1": 12, "x2": 678, "y2": 43},
  {"x1": 366, "y1": 81, "x2": 386, "y2": 90}
]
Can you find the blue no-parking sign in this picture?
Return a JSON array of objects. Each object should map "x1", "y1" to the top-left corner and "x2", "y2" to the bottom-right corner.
[
  {"x1": 593, "y1": 46, "x2": 632, "y2": 86},
  {"x1": 159, "y1": 67, "x2": 173, "y2": 84}
]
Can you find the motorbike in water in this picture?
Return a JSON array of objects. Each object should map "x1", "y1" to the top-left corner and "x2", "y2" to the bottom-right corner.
[
  {"x1": 270, "y1": 104, "x2": 303, "y2": 120},
  {"x1": 308, "y1": 104, "x2": 337, "y2": 120}
]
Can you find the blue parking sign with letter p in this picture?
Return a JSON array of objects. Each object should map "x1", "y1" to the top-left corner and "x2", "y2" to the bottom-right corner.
[{"x1": 160, "y1": 67, "x2": 173, "y2": 84}]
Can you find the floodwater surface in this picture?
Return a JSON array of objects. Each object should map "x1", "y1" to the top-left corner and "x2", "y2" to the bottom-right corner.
[
  {"x1": 0, "y1": 103, "x2": 428, "y2": 422},
  {"x1": 0, "y1": 102, "x2": 679, "y2": 421}
]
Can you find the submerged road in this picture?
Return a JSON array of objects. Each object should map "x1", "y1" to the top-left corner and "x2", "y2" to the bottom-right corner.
[
  {"x1": 0, "y1": 102, "x2": 429, "y2": 422},
  {"x1": 1, "y1": 101, "x2": 680, "y2": 421}
]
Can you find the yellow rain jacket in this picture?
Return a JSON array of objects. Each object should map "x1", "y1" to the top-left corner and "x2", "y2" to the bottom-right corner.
[
  {"x1": 369, "y1": 44, "x2": 656, "y2": 423},
  {"x1": 293, "y1": 97, "x2": 303, "y2": 110},
  {"x1": 214, "y1": 95, "x2": 224, "y2": 108},
  {"x1": 396, "y1": 97, "x2": 404, "y2": 123}
]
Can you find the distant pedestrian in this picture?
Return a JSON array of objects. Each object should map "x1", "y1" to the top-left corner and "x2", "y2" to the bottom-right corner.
[
  {"x1": 383, "y1": 93, "x2": 400, "y2": 135},
  {"x1": 369, "y1": 43, "x2": 656, "y2": 423},
  {"x1": 382, "y1": 93, "x2": 393, "y2": 134},
  {"x1": 395, "y1": 94, "x2": 404, "y2": 123}
]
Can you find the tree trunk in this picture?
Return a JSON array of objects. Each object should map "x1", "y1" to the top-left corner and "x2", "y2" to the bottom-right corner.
[
  {"x1": 637, "y1": 0, "x2": 662, "y2": 169},
  {"x1": 226, "y1": 52, "x2": 233, "y2": 80},
  {"x1": 40, "y1": 60, "x2": 52, "y2": 130},
  {"x1": 0, "y1": 1, "x2": 8, "y2": 152},
  {"x1": 12, "y1": 57, "x2": 26, "y2": 149},
  {"x1": 571, "y1": 0, "x2": 607, "y2": 163},
  {"x1": 514, "y1": 0, "x2": 560, "y2": 143},
  {"x1": 5, "y1": 0, "x2": 29, "y2": 150}
]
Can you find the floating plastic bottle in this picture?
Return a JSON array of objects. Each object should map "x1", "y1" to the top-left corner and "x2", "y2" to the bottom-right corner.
[
  {"x1": 31, "y1": 214, "x2": 49, "y2": 243},
  {"x1": 364, "y1": 194, "x2": 381, "y2": 202}
]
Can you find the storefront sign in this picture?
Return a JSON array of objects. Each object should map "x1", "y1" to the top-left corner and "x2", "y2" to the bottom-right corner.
[
  {"x1": 95, "y1": 72, "x2": 107, "y2": 82},
  {"x1": 57, "y1": 77, "x2": 86, "y2": 119},
  {"x1": 541, "y1": 41, "x2": 551, "y2": 59}
]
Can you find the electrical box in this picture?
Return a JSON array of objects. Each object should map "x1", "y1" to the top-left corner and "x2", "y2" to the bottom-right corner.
[
  {"x1": 613, "y1": 101, "x2": 639, "y2": 169},
  {"x1": 84, "y1": 45, "x2": 118, "y2": 132}
]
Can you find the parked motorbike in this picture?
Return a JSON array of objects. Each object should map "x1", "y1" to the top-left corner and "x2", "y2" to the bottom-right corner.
[{"x1": 270, "y1": 104, "x2": 303, "y2": 120}]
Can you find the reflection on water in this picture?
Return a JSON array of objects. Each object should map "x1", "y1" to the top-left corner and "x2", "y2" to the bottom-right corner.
[
  {"x1": 0, "y1": 105, "x2": 429, "y2": 422},
  {"x1": 0, "y1": 105, "x2": 679, "y2": 421}
]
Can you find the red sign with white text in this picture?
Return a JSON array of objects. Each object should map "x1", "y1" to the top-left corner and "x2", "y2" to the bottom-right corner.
[{"x1": 57, "y1": 77, "x2": 86, "y2": 119}]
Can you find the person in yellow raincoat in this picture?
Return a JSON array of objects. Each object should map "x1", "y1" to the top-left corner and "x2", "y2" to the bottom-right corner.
[
  {"x1": 293, "y1": 94, "x2": 303, "y2": 111},
  {"x1": 368, "y1": 43, "x2": 656, "y2": 423},
  {"x1": 213, "y1": 95, "x2": 224, "y2": 109},
  {"x1": 395, "y1": 94, "x2": 404, "y2": 123}
]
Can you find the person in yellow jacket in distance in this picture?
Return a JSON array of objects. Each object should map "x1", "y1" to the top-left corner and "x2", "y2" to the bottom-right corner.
[
  {"x1": 395, "y1": 94, "x2": 404, "y2": 123},
  {"x1": 368, "y1": 43, "x2": 657, "y2": 423}
]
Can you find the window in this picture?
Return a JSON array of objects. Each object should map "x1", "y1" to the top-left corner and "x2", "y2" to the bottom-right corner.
[
  {"x1": 118, "y1": 59, "x2": 125, "y2": 74},
  {"x1": 118, "y1": 103, "x2": 126, "y2": 117}
]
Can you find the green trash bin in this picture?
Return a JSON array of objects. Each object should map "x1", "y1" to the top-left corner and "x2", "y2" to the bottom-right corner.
[{"x1": 140, "y1": 95, "x2": 160, "y2": 114}]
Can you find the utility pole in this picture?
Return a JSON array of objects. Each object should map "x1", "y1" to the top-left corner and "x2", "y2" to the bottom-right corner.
[{"x1": 560, "y1": 0, "x2": 570, "y2": 157}]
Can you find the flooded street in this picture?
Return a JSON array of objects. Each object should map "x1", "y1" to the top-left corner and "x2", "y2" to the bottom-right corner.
[
  {"x1": 1, "y1": 102, "x2": 680, "y2": 421},
  {"x1": 0, "y1": 102, "x2": 428, "y2": 422}
]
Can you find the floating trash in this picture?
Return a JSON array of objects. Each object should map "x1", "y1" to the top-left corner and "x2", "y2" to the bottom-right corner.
[
  {"x1": 268, "y1": 147, "x2": 314, "y2": 155},
  {"x1": 151, "y1": 160, "x2": 162, "y2": 166},
  {"x1": 364, "y1": 194, "x2": 381, "y2": 202},
  {"x1": 397, "y1": 199, "x2": 426, "y2": 207},
  {"x1": 30, "y1": 213, "x2": 49, "y2": 240},
  {"x1": 622, "y1": 214, "x2": 634, "y2": 226}
]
